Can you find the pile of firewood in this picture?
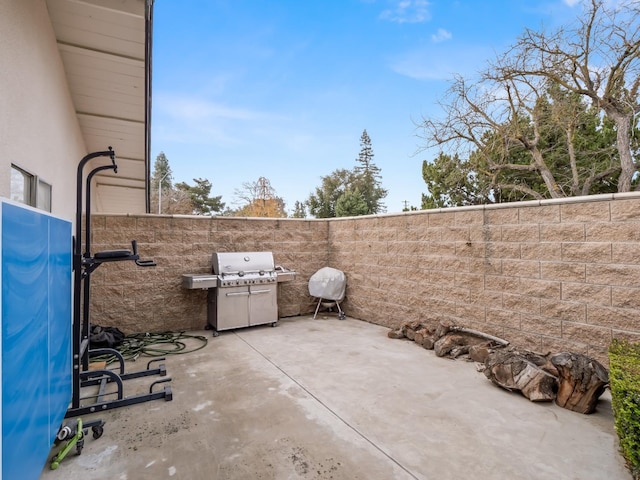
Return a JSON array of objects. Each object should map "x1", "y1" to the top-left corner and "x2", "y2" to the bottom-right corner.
[{"x1": 388, "y1": 320, "x2": 609, "y2": 414}]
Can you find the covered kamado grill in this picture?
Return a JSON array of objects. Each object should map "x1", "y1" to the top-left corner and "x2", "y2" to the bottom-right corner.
[{"x1": 182, "y1": 252, "x2": 295, "y2": 336}]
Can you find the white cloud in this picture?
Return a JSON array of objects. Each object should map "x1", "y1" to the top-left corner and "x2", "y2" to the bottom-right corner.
[
  {"x1": 380, "y1": 0, "x2": 432, "y2": 24},
  {"x1": 153, "y1": 91, "x2": 286, "y2": 146},
  {"x1": 431, "y1": 28, "x2": 452, "y2": 43},
  {"x1": 389, "y1": 44, "x2": 492, "y2": 81},
  {"x1": 155, "y1": 93, "x2": 267, "y2": 122},
  {"x1": 563, "y1": 0, "x2": 582, "y2": 6}
]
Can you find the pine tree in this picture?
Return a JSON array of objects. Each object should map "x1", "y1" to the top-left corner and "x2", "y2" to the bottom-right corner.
[
  {"x1": 151, "y1": 152, "x2": 186, "y2": 214},
  {"x1": 335, "y1": 188, "x2": 369, "y2": 217},
  {"x1": 305, "y1": 131, "x2": 388, "y2": 218},
  {"x1": 151, "y1": 152, "x2": 173, "y2": 191},
  {"x1": 353, "y1": 129, "x2": 387, "y2": 214},
  {"x1": 175, "y1": 178, "x2": 225, "y2": 215}
]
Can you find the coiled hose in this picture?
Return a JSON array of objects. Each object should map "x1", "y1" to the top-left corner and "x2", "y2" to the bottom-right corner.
[{"x1": 93, "y1": 331, "x2": 208, "y2": 364}]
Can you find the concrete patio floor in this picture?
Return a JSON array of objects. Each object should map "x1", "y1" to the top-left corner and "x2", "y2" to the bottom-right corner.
[{"x1": 41, "y1": 315, "x2": 630, "y2": 480}]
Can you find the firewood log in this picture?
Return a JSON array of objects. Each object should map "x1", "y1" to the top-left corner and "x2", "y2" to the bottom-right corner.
[
  {"x1": 484, "y1": 350, "x2": 558, "y2": 402},
  {"x1": 434, "y1": 334, "x2": 467, "y2": 357},
  {"x1": 550, "y1": 352, "x2": 609, "y2": 414},
  {"x1": 422, "y1": 335, "x2": 436, "y2": 350},
  {"x1": 414, "y1": 328, "x2": 428, "y2": 346},
  {"x1": 387, "y1": 328, "x2": 405, "y2": 339}
]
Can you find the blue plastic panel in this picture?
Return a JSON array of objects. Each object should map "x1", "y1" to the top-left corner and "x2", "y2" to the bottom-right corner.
[{"x1": 1, "y1": 201, "x2": 72, "y2": 480}]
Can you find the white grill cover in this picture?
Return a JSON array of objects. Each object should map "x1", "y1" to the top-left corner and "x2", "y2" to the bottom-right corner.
[{"x1": 308, "y1": 267, "x2": 346, "y2": 301}]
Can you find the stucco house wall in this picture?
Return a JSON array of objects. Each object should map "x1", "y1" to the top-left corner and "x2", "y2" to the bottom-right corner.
[{"x1": 0, "y1": 0, "x2": 86, "y2": 222}]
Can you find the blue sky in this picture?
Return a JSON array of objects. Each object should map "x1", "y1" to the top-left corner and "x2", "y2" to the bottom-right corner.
[{"x1": 151, "y1": 0, "x2": 583, "y2": 215}]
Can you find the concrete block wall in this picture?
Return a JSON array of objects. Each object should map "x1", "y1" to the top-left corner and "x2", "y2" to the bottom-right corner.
[
  {"x1": 87, "y1": 215, "x2": 328, "y2": 333},
  {"x1": 89, "y1": 193, "x2": 640, "y2": 365},
  {"x1": 331, "y1": 194, "x2": 640, "y2": 365}
]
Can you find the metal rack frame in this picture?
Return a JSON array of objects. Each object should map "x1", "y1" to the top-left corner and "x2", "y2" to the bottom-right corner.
[{"x1": 66, "y1": 147, "x2": 172, "y2": 418}]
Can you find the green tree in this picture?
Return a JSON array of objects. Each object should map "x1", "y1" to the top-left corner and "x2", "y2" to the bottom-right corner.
[
  {"x1": 306, "y1": 169, "x2": 356, "y2": 218},
  {"x1": 306, "y1": 130, "x2": 388, "y2": 218},
  {"x1": 421, "y1": 152, "x2": 491, "y2": 208},
  {"x1": 150, "y1": 152, "x2": 193, "y2": 214},
  {"x1": 335, "y1": 188, "x2": 369, "y2": 217},
  {"x1": 536, "y1": 85, "x2": 621, "y2": 196},
  {"x1": 353, "y1": 129, "x2": 387, "y2": 214},
  {"x1": 151, "y1": 151, "x2": 173, "y2": 191},
  {"x1": 291, "y1": 200, "x2": 307, "y2": 218},
  {"x1": 175, "y1": 178, "x2": 225, "y2": 215}
]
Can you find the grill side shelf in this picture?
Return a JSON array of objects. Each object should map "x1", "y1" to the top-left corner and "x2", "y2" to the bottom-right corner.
[{"x1": 182, "y1": 274, "x2": 218, "y2": 289}]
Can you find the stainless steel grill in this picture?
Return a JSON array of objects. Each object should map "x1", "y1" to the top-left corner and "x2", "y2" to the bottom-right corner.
[
  {"x1": 182, "y1": 252, "x2": 296, "y2": 335},
  {"x1": 208, "y1": 252, "x2": 278, "y2": 335},
  {"x1": 182, "y1": 252, "x2": 298, "y2": 336},
  {"x1": 213, "y1": 251, "x2": 278, "y2": 287}
]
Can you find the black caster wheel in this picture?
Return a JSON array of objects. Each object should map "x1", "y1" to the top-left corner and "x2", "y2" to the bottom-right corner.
[
  {"x1": 338, "y1": 313, "x2": 346, "y2": 320},
  {"x1": 92, "y1": 425, "x2": 104, "y2": 439},
  {"x1": 271, "y1": 322, "x2": 278, "y2": 327},
  {"x1": 213, "y1": 331, "x2": 219, "y2": 337},
  {"x1": 76, "y1": 436, "x2": 85, "y2": 455}
]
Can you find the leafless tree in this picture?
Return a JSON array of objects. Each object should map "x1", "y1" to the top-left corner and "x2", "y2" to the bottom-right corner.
[
  {"x1": 495, "y1": 0, "x2": 640, "y2": 192},
  {"x1": 421, "y1": 72, "x2": 562, "y2": 199},
  {"x1": 420, "y1": 0, "x2": 638, "y2": 200},
  {"x1": 233, "y1": 177, "x2": 287, "y2": 217},
  {"x1": 150, "y1": 185, "x2": 194, "y2": 215}
]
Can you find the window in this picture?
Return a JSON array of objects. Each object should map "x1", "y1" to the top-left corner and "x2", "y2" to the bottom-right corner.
[
  {"x1": 10, "y1": 165, "x2": 52, "y2": 212},
  {"x1": 10, "y1": 165, "x2": 33, "y2": 205},
  {"x1": 37, "y1": 179, "x2": 52, "y2": 212}
]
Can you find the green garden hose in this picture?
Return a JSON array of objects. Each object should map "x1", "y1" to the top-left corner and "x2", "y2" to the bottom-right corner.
[{"x1": 92, "y1": 331, "x2": 208, "y2": 364}]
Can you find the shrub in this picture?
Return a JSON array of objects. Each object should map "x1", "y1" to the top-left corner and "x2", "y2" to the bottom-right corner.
[{"x1": 609, "y1": 339, "x2": 640, "y2": 480}]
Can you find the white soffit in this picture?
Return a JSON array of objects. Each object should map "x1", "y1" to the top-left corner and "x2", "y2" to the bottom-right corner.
[{"x1": 46, "y1": 0, "x2": 148, "y2": 192}]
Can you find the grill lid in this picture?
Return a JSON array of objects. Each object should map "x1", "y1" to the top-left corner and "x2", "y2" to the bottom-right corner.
[{"x1": 212, "y1": 252, "x2": 275, "y2": 276}]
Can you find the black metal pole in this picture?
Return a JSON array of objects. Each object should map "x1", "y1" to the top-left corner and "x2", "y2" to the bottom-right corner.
[
  {"x1": 72, "y1": 147, "x2": 116, "y2": 408},
  {"x1": 81, "y1": 164, "x2": 116, "y2": 372}
]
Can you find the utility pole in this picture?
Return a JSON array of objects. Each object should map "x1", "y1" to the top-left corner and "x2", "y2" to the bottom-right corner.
[{"x1": 158, "y1": 171, "x2": 169, "y2": 214}]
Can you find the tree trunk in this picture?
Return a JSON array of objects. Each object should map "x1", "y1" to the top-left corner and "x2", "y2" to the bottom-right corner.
[
  {"x1": 529, "y1": 147, "x2": 564, "y2": 198},
  {"x1": 607, "y1": 110, "x2": 635, "y2": 193},
  {"x1": 565, "y1": 126, "x2": 581, "y2": 196},
  {"x1": 484, "y1": 350, "x2": 558, "y2": 402},
  {"x1": 550, "y1": 352, "x2": 609, "y2": 414}
]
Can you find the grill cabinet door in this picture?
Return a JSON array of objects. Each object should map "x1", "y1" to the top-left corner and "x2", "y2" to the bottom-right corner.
[
  {"x1": 216, "y1": 286, "x2": 250, "y2": 330},
  {"x1": 249, "y1": 284, "x2": 277, "y2": 326}
]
